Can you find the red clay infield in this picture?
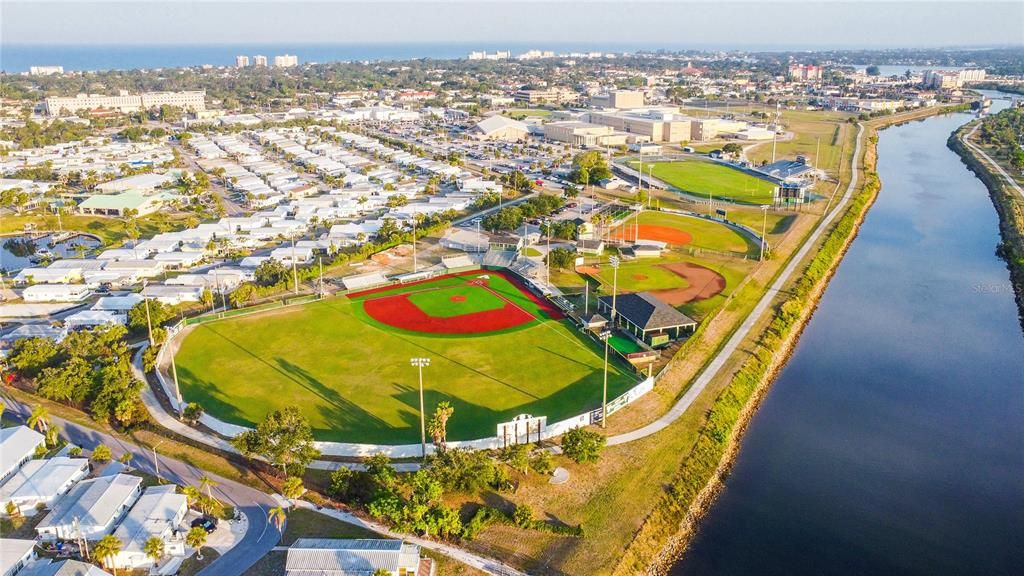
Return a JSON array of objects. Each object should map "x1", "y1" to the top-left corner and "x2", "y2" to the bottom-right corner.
[
  {"x1": 351, "y1": 270, "x2": 563, "y2": 335},
  {"x1": 449, "y1": 295, "x2": 467, "y2": 302},
  {"x1": 652, "y1": 262, "x2": 727, "y2": 305},
  {"x1": 610, "y1": 224, "x2": 693, "y2": 246}
]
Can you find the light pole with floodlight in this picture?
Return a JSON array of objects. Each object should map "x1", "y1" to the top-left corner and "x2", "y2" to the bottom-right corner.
[
  {"x1": 599, "y1": 330, "x2": 611, "y2": 428},
  {"x1": 410, "y1": 357, "x2": 431, "y2": 459},
  {"x1": 760, "y1": 205, "x2": 770, "y2": 261},
  {"x1": 609, "y1": 255, "x2": 620, "y2": 322}
]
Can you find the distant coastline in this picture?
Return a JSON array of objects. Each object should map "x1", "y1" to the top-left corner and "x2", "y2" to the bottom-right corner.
[{"x1": 2, "y1": 41, "x2": 669, "y2": 73}]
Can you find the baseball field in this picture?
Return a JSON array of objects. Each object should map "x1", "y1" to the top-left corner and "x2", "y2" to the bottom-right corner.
[{"x1": 174, "y1": 270, "x2": 640, "y2": 444}]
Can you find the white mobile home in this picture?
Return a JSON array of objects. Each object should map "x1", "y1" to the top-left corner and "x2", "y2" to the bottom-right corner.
[{"x1": 36, "y1": 474, "x2": 143, "y2": 541}]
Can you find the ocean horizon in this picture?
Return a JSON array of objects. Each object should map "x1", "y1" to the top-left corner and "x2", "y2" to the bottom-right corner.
[
  {"x1": 0, "y1": 41, "x2": 925, "y2": 74},
  {"x1": 1, "y1": 41, "x2": 682, "y2": 73}
]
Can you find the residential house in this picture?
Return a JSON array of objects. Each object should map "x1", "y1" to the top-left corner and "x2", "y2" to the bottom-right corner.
[
  {"x1": 0, "y1": 427, "x2": 46, "y2": 484},
  {"x1": 0, "y1": 457, "x2": 90, "y2": 516},
  {"x1": 36, "y1": 474, "x2": 143, "y2": 541},
  {"x1": 285, "y1": 538, "x2": 433, "y2": 576}
]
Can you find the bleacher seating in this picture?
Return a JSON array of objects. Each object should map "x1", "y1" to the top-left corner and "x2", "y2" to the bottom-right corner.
[{"x1": 341, "y1": 271, "x2": 390, "y2": 291}]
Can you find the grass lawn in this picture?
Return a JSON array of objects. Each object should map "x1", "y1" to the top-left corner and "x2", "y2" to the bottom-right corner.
[
  {"x1": 521, "y1": 247, "x2": 543, "y2": 257},
  {"x1": 747, "y1": 111, "x2": 853, "y2": 177},
  {"x1": 630, "y1": 158, "x2": 777, "y2": 204},
  {"x1": 724, "y1": 209, "x2": 797, "y2": 236},
  {"x1": 591, "y1": 260, "x2": 689, "y2": 293},
  {"x1": 179, "y1": 549, "x2": 221, "y2": 576},
  {"x1": 617, "y1": 210, "x2": 758, "y2": 255},
  {"x1": 176, "y1": 277, "x2": 640, "y2": 444},
  {"x1": 0, "y1": 211, "x2": 196, "y2": 247}
]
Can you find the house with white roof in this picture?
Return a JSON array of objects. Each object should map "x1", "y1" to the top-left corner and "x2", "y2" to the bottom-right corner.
[
  {"x1": 36, "y1": 474, "x2": 143, "y2": 541},
  {"x1": 102, "y1": 260, "x2": 165, "y2": 278},
  {"x1": 92, "y1": 294, "x2": 144, "y2": 316},
  {"x1": 285, "y1": 538, "x2": 432, "y2": 576},
  {"x1": 64, "y1": 310, "x2": 124, "y2": 330},
  {"x1": 0, "y1": 427, "x2": 46, "y2": 484},
  {"x1": 13, "y1": 267, "x2": 83, "y2": 285},
  {"x1": 21, "y1": 284, "x2": 91, "y2": 302},
  {"x1": 112, "y1": 486, "x2": 188, "y2": 568},
  {"x1": 151, "y1": 252, "x2": 206, "y2": 269},
  {"x1": 270, "y1": 246, "x2": 314, "y2": 265},
  {"x1": 0, "y1": 539, "x2": 37, "y2": 576},
  {"x1": 0, "y1": 457, "x2": 90, "y2": 516},
  {"x1": 141, "y1": 285, "x2": 203, "y2": 305},
  {"x1": 0, "y1": 325, "x2": 67, "y2": 345}
]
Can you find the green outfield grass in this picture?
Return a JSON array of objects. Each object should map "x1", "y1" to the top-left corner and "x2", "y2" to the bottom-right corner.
[
  {"x1": 619, "y1": 210, "x2": 759, "y2": 255},
  {"x1": 630, "y1": 159, "x2": 777, "y2": 204},
  {"x1": 501, "y1": 108, "x2": 552, "y2": 118},
  {"x1": 175, "y1": 276, "x2": 639, "y2": 444},
  {"x1": 406, "y1": 285, "x2": 505, "y2": 317}
]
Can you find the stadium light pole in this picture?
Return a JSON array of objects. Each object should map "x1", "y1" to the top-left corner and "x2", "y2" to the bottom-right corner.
[
  {"x1": 599, "y1": 330, "x2": 611, "y2": 428},
  {"x1": 609, "y1": 256, "x2": 620, "y2": 323},
  {"x1": 290, "y1": 235, "x2": 299, "y2": 295},
  {"x1": 411, "y1": 215, "x2": 418, "y2": 273},
  {"x1": 142, "y1": 280, "x2": 154, "y2": 347},
  {"x1": 760, "y1": 205, "x2": 770, "y2": 261},
  {"x1": 410, "y1": 357, "x2": 431, "y2": 460},
  {"x1": 545, "y1": 218, "x2": 551, "y2": 287}
]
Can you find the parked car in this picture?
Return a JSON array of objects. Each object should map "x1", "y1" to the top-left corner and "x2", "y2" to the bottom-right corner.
[{"x1": 191, "y1": 517, "x2": 218, "y2": 533}]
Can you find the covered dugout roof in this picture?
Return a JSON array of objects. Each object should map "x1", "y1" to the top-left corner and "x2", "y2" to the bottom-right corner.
[{"x1": 599, "y1": 292, "x2": 696, "y2": 332}]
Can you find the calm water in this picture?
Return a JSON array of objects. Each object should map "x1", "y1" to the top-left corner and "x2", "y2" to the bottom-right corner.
[
  {"x1": 0, "y1": 233, "x2": 100, "y2": 273},
  {"x1": 674, "y1": 101, "x2": 1024, "y2": 575}
]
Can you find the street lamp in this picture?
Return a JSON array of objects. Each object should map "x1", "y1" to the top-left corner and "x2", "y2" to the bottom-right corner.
[
  {"x1": 410, "y1": 357, "x2": 431, "y2": 460},
  {"x1": 152, "y1": 440, "x2": 167, "y2": 484},
  {"x1": 599, "y1": 330, "x2": 611, "y2": 429},
  {"x1": 759, "y1": 205, "x2": 770, "y2": 261},
  {"x1": 609, "y1": 256, "x2": 620, "y2": 322}
]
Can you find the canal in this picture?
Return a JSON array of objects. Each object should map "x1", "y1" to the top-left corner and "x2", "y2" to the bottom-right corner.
[{"x1": 673, "y1": 99, "x2": 1024, "y2": 575}]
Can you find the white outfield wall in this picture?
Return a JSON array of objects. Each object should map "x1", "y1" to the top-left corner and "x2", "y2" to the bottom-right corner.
[{"x1": 155, "y1": 280, "x2": 658, "y2": 459}]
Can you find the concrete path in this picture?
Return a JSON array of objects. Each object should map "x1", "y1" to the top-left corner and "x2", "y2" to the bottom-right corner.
[
  {"x1": 607, "y1": 123, "x2": 865, "y2": 446},
  {"x1": 0, "y1": 394, "x2": 281, "y2": 576},
  {"x1": 963, "y1": 121, "x2": 1024, "y2": 201}
]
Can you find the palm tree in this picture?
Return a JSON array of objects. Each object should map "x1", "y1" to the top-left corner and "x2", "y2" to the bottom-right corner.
[
  {"x1": 143, "y1": 536, "x2": 165, "y2": 565},
  {"x1": 185, "y1": 526, "x2": 207, "y2": 560},
  {"x1": 268, "y1": 506, "x2": 287, "y2": 532},
  {"x1": 93, "y1": 534, "x2": 122, "y2": 575},
  {"x1": 45, "y1": 425, "x2": 60, "y2": 448},
  {"x1": 198, "y1": 475, "x2": 218, "y2": 500},
  {"x1": 27, "y1": 405, "x2": 49, "y2": 432}
]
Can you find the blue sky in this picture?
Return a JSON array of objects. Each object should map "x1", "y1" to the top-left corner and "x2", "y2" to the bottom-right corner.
[{"x1": 2, "y1": 1, "x2": 1022, "y2": 48}]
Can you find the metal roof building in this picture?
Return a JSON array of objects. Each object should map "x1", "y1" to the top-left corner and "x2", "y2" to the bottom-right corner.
[
  {"x1": 112, "y1": 486, "x2": 188, "y2": 568},
  {"x1": 285, "y1": 538, "x2": 431, "y2": 576},
  {"x1": 0, "y1": 426, "x2": 46, "y2": 484},
  {"x1": 0, "y1": 457, "x2": 89, "y2": 516},
  {"x1": 18, "y1": 559, "x2": 112, "y2": 576},
  {"x1": 36, "y1": 474, "x2": 142, "y2": 541},
  {"x1": 598, "y1": 292, "x2": 697, "y2": 346}
]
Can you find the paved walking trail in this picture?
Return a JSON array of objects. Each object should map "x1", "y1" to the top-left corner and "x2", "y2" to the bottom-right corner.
[{"x1": 607, "y1": 124, "x2": 864, "y2": 446}]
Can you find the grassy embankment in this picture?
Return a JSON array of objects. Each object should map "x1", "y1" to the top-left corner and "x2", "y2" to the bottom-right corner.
[
  {"x1": 611, "y1": 105, "x2": 973, "y2": 575},
  {"x1": 948, "y1": 122, "x2": 1024, "y2": 325}
]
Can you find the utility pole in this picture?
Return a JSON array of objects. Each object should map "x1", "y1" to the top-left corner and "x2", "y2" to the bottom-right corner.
[
  {"x1": 410, "y1": 357, "x2": 431, "y2": 460},
  {"x1": 599, "y1": 330, "x2": 611, "y2": 428},
  {"x1": 609, "y1": 256, "x2": 620, "y2": 322},
  {"x1": 318, "y1": 256, "x2": 324, "y2": 298}
]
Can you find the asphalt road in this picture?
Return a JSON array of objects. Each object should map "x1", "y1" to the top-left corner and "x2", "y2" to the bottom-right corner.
[{"x1": 1, "y1": 394, "x2": 282, "y2": 576}]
